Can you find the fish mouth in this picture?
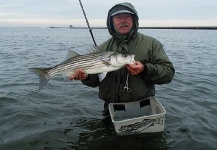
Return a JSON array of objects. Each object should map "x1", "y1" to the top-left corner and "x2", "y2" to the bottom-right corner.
[
  {"x1": 127, "y1": 54, "x2": 135, "y2": 64},
  {"x1": 131, "y1": 55, "x2": 135, "y2": 62},
  {"x1": 131, "y1": 55, "x2": 135, "y2": 61}
]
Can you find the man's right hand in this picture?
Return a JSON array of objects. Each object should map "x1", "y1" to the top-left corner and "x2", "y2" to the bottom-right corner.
[{"x1": 69, "y1": 69, "x2": 88, "y2": 80}]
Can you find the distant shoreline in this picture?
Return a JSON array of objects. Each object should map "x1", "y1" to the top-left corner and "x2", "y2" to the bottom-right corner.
[
  {"x1": 50, "y1": 26, "x2": 217, "y2": 30},
  {"x1": 1, "y1": 26, "x2": 216, "y2": 30}
]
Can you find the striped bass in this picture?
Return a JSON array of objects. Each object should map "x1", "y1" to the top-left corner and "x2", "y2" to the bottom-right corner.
[{"x1": 29, "y1": 50, "x2": 135, "y2": 90}]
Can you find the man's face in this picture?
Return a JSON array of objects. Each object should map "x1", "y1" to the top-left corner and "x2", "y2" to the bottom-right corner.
[{"x1": 112, "y1": 13, "x2": 133, "y2": 35}]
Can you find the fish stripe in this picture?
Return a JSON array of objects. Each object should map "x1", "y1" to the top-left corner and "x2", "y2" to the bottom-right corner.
[{"x1": 47, "y1": 56, "x2": 107, "y2": 75}]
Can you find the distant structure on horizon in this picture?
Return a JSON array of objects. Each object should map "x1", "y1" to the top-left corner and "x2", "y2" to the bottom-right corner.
[{"x1": 48, "y1": 25, "x2": 217, "y2": 30}]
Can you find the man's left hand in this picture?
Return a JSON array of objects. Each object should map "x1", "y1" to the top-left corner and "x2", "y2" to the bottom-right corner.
[{"x1": 126, "y1": 61, "x2": 144, "y2": 75}]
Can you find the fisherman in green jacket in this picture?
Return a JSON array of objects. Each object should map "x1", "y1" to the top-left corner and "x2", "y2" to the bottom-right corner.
[{"x1": 70, "y1": 2, "x2": 175, "y2": 113}]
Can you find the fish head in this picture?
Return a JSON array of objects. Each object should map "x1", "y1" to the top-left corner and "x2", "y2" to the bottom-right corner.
[{"x1": 109, "y1": 52, "x2": 135, "y2": 67}]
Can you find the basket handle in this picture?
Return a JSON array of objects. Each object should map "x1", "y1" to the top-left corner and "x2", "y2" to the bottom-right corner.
[
  {"x1": 140, "y1": 99, "x2": 150, "y2": 108},
  {"x1": 113, "y1": 104, "x2": 126, "y2": 111}
]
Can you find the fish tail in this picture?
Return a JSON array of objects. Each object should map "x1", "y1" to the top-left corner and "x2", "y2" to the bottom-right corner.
[{"x1": 29, "y1": 68, "x2": 50, "y2": 90}]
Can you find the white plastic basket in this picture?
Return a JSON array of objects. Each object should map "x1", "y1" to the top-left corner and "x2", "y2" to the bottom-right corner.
[{"x1": 108, "y1": 96, "x2": 166, "y2": 135}]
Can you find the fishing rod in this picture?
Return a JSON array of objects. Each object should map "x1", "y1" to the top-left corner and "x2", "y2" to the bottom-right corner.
[{"x1": 78, "y1": 0, "x2": 98, "y2": 47}]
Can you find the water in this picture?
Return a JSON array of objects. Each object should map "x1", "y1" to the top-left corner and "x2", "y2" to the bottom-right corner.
[{"x1": 0, "y1": 27, "x2": 217, "y2": 150}]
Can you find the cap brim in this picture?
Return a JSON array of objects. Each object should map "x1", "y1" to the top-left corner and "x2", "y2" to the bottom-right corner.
[{"x1": 111, "y1": 10, "x2": 134, "y2": 16}]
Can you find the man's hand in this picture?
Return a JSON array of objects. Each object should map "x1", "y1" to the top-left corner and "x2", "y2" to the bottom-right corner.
[
  {"x1": 126, "y1": 61, "x2": 144, "y2": 75},
  {"x1": 69, "y1": 69, "x2": 88, "y2": 80}
]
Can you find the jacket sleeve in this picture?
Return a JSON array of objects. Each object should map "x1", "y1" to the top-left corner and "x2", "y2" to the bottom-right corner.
[
  {"x1": 81, "y1": 74, "x2": 100, "y2": 87},
  {"x1": 143, "y1": 40, "x2": 175, "y2": 84}
]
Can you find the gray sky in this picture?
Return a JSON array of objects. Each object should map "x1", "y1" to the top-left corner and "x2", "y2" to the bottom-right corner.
[{"x1": 1, "y1": 0, "x2": 217, "y2": 27}]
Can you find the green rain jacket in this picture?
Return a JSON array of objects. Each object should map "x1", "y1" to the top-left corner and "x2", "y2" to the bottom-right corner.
[{"x1": 82, "y1": 2, "x2": 175, "y2": 103}]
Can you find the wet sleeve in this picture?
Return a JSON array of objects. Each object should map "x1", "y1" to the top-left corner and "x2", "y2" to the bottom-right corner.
[
  {"x1": 143, "y1": 41, "x2": 175, "y2": 84},
  {"x1": 81, "y1": 74, "x2": 100, "y2": 87}
]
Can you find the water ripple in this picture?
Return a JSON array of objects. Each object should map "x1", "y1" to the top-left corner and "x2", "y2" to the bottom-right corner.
[{"x1": 1, "y1": 28, "x2": 217, "y2": 150}]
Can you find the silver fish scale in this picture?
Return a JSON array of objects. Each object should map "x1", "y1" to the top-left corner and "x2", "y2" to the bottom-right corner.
[
  {"x1": 29, "y1": 51, "x2": 135, "y2": 90},
  {"x1": 47, "y1": 52, "x2": 112, "y2": 76}
]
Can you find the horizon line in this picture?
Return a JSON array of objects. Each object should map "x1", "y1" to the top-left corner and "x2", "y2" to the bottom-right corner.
[
  {"x1": 1, "y1": 26, "x2": 217, "y2": 30},
  {"x1": 58, "y1": 26, "x2": 217, "y2": 30}
]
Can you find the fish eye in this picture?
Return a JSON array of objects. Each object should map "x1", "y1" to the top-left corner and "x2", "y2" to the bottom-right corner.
[
  {"x1": 122, "y1": 53, "x2": 127, "y2": 57},
  {"x1": 124, "y1": 53, "x2": 130, "y2": 57}
]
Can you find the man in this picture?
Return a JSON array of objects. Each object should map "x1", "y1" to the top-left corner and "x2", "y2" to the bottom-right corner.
[{"x1": 70, "y1": 2, "x2": 175, "y2": 112}]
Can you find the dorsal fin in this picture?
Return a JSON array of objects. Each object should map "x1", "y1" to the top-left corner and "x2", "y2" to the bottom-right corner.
[
  {"x1": 88, "y1": 45, "x2": 99, "y2": 54},
  {"x1": 67, "y1": 50, "x2": 80, "y2": 59}
]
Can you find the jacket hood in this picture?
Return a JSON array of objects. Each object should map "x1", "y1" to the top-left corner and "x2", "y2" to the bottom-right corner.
[{"x1": 107, "y1": 2, "x2": 139, "y2": 41}]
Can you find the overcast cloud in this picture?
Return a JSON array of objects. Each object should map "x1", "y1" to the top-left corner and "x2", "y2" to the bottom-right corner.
[{"x1": 0, "y1": 0, "x2": 217, "y2": 27}]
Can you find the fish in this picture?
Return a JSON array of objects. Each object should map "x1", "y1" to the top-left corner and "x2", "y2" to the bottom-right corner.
[{"x1": 29, "y1": 50, "x2": 135, "y2": 90}]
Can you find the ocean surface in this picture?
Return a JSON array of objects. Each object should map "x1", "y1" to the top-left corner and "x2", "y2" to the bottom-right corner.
[{"x1": 0, "y1": 27, "x2": 217, "y2": 150}]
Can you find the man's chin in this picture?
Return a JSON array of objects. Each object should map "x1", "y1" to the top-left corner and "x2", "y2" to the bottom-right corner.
[{"x1": 118, "y1": 28, "x2": 131, "y2": 34}]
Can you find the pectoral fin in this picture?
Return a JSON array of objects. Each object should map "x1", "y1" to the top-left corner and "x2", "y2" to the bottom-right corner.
[{"x1": 98, "y1": 72, "x2": 107, "y2": 82}]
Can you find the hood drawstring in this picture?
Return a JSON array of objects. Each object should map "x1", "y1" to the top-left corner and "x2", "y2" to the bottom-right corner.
[{"x1": 122, "y1": 73, "x2": 131, "y2": 92}]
